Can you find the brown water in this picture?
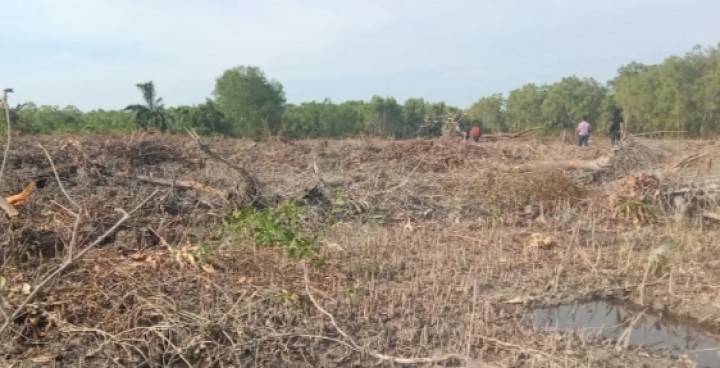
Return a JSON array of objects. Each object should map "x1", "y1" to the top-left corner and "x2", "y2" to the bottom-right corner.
[{"x1": 527, "y1": 300, "x2": 720, "y2": 367}]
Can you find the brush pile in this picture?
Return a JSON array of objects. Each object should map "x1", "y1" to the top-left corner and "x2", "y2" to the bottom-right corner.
[{"x1": 1, "y1": 133, "x2": 712, "y2": 367}]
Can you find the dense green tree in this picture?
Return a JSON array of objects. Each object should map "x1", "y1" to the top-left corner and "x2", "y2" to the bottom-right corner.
[
  {"x1": 364, "y1": 96, "x2": 403, "y2": 137},
  {"x1": 168, "y1": 106, "x2": 193, "y2": 129},
  {"x1": 5, "y1": 42, "x2": 720, "y2": 139},
  {"x1": 541, "y1": 76, "x2": 607, "y2": 130},
  {"x1": 505, "y1": 84, "x2": 546, "y2": 131},
  {"x1": 321, "y1": 101, "x2": 364, "y2": 137},
  {"x1": 16, "y1": 104, "x2": 86, "y2": 134},
  {"x1": 213, "y1": 66, "x2": 286, "y2": 139},
  {"x1": 169, "y1": 100, "x2": 233, "y2": 136},
  {"x1": 125, "y1": 81, "x2": 171, "y2": 131},
  {"x1": 282, "y1": 102, "x2": 322, "y2": 138},
  {"x1": 416, "y1": 102, "x2": 463, "y2": 137},
  {"x1": 191, "y1": 100, "x2": 234, "y2": 135},
  {"x1": 467, "y1": 94, "x2": 506, "y2": 133},
  {"x1": 614, "y1": 44, "x2": 720, "y2": 136},
  {"x1": 282, "y1": 100, "x2": 364, "y2": 138},
  {"x1": 82, "y1": 109, "x2": 134, "y2": 132},
  {"x1": 401, "y1": 98, "x2": 427, "y2": 138},
  {"x1": 1, "y1": 103, "x2": 29, "y2": 133}
]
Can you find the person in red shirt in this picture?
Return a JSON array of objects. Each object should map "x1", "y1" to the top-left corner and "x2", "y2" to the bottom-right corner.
[{"x1": 470, "y1": 126, "x2": 482, "y2": 142}]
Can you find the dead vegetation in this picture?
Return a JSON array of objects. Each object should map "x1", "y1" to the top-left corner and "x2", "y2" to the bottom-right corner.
[{"x1": 0, "y1": 132, "x2": 718, "y2": 367}]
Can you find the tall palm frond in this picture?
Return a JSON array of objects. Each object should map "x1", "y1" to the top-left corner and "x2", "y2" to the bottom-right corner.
[
  {"x1": 136, "y1": 82, "x2": 158, "y2": 110},
  {"x1": 125, "y1": 81, "x2": 171, "y2": 132}
]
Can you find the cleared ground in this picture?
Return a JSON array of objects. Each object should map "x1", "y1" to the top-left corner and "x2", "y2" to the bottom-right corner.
[{"x1": 1, "y1": 133, "x2": 719, "y2": 367}]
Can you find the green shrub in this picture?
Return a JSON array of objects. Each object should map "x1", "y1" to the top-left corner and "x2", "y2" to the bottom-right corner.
[{"x1": 223, "y1": 201, "x2": 321, "y2": 262}]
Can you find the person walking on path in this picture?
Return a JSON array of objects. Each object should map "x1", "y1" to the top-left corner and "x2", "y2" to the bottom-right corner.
[{"x1": 576, "y1": 116, "x2": 591, "y2": 147}]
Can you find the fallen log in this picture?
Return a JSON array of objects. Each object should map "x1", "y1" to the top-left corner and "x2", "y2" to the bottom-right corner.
[
  {"x1": 510, "y1": 127, "x2": 544, "y2": 138},
  {"x1": 630, "y1": 131, "x2": 687, "y2": 138},
  {"x1": 135, "y1": 175, "x2": 226, "y2": 197},
  {"x1": 702, "y1": 211, "x2": 720, "y2": 222},
  {"x1": 484, "y1": 127, "x2": 543, "y2": 141},
  {"x1": 515, "y1": 156, "x2": 611, "y2": 172}
]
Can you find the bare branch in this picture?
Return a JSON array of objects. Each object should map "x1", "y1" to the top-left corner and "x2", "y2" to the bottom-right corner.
[
  {"x1": 185, "y1": 127, "x2": 260, "y2": 203},
  {"x1": 0, "y1": 89, "x2": 18, "y2": 218},
  {"x1": 37, "y1": 144, "x2": 81, "y2": 210},
  {"x1": 0, "y1": 89, "x2": 13, "y2": 187},
  {"x1": 0, "y1": 189, "x2": 159, "y2": 335},
  {"x1": 135, "y1": 174, "x2": 226, "y2": 198},
  {"x1": 302, "y1": 263, "x2": 472, "y2": 366}
]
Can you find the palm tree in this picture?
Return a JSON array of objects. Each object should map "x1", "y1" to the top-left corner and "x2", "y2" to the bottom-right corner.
[
  {"x1": 1, "y1": 102, "x2": 27, "y2": 124},
  {"x1": 125, "y1": 81, "x2": 170, "y2": 132}
]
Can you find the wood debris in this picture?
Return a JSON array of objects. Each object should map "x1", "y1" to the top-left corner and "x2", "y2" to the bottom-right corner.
[
  {"x1": 5, "y1": 180, "x2": 36, "y2": 207},
  {"x1": 1, "y1": 180, "x2": 37, "y2": 217}
]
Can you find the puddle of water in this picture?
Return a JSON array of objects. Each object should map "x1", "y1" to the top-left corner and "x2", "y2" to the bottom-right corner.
[{"x1": 527, "y1": 300, "x2": 720, "y2": 368}]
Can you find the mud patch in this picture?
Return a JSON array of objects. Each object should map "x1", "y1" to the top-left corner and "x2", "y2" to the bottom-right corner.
[{"x1": 527, "y1": 300, "x2": 720, "y2": 367}]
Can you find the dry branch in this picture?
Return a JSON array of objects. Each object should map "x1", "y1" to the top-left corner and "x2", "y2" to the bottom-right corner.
[
  {"x1": 484, "y1": 127, "x2": 543, "y2": 141},
  {"x1": 516, "y1": 157, "x2": 611, "y2": 172},
  {"x1": 135, "y1": 175, "x2": 226, "y2": 197},
  {"x1": 668, "y1": 152, "x2": 710, "y2": 171},
  {"x1": 186, "y1": 128, "x2": 251, "y2": 178},
  {"x1": 0, "y1": 89, "x2": 18, "y2": 218},
  {"x1": 702, "y1": 211, "x2": 720, "y2": 221},
  {"x1": 186, "y1": 128, "x2": 259, "y2": 203},
  {"x1": 302, "y1": 264, "x2": 473, "y2": 366},
  {"x1": 510, "y1": 127, "x2": 543, "y2": 138},
  {"x1": 0, "y1": 89, "x2": 12, "y2": 187},
  {"x1": 615, "y1": 309, "x2": 646, "y2": 351},
  {"x1": 630, "y1": 131, "x2": 687, "y2": 138},
  {"x1": 38, "y1": 144, "x2": 81, "y2": 210},
  {"x1": 0, "y1": 189, "x2": 159, "y2": 335}
]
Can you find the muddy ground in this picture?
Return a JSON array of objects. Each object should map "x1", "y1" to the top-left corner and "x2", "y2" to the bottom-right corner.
[{"x1": 1, "y1": 132, "x2": 719, "y2": 367}]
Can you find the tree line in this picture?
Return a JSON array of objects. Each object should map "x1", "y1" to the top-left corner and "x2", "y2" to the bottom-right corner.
[{"x1": 4, "y1": 43, "x2": 720, "y2": 138}]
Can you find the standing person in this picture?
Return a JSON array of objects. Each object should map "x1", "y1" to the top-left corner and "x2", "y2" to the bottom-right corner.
[
  {"x1": 470, "y1": 125, "x2": 482, "y2": 142},
  {"x1": 576, "y1": 116, "x2": 591, "y2": 147},
  {"x1": 609, "y1": 118, "x2": 623, "y2": 147},
  {"x1": 609, "y1": 109, "x2": 624, "y2": 147}
]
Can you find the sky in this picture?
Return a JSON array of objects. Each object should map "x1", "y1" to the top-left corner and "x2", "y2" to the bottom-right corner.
[{"x1": 1, "y1": 0, "x2": 719, "y2": 111}]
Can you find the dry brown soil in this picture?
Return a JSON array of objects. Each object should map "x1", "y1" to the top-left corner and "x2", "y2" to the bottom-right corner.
[{"x1": 1, "y1": 133, "x2": 719, "y2": 367}]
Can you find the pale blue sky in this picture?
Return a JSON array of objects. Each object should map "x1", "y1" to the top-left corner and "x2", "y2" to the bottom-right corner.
[{"x1": 1, "y1": 0, "x2": 719, "y2": 110}]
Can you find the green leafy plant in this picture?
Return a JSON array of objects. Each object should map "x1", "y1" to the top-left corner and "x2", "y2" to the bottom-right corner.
[
  {"x1": 650, "y1": 240, "x2": 679, "y2": 276},
  {"x1": 190, "y1": 242, "x2": 214, "y2": 264},
  {"x1": 223, "y1": 201, "x2": 321, "y2": 262},
  {"x1": 618, "y1": 199, "x2": 655, "y2": 225},
  {"x1": 331, "y1": 190, "x2": 349, "y2": 214}
]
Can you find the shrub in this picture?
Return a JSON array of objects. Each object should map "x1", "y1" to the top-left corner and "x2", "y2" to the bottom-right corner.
[{"x1": 223, "y1": 201, "x2": 321, "y2": 262}]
